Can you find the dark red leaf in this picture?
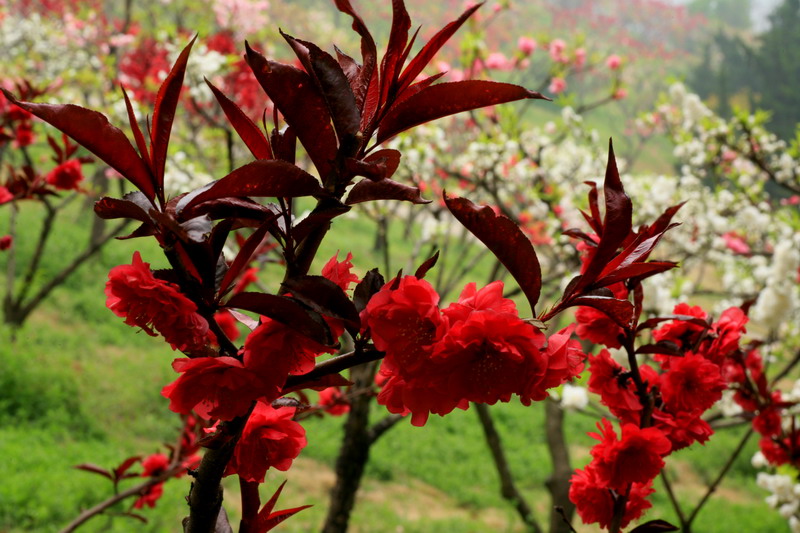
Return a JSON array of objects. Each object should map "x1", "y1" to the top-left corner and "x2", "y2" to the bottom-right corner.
[
  {"x1": 257, "y1": 480, "x2": 288, "y2": 519},
  {"x1": 225, "y1": 292, "x2": 333, "y2": 346},
  {"x1": 637, "y1": 314, "x2": 710, "y2": 332},
  {"x1": 636, "y1": 341, "x2": 683, "y2": 357},
  {"x1": 292, "y1": 202, "x2": 352, "y2": 244},
  {"x1": 281, "y1": 373, "x2": 353, "y2": 394},
  {"x1": 94, "y1": 192, "x2": 152, "y2": 223},
  {"x1": 346, "y1": 178, "x2": 429, "y2": 205},
  {"x1": 629, "y1": 519, "x2": 679, "y2": 533},
  {"x1": 245, "y1": 43, "x2": 337, "y2": 178},
  {"x1": 218, "y1": 222, "x2": 272, "y2": 297},
  {"x1": 595, "y1": 261, "x2": 678, "y2": 288},
  {"x1": 184, "y1": 160, "x2": 326, "y2": 211},
  {"x1": 282, "y1": 275, "x2": 360, "y2": 327},
  {"x1": 393, "y1": 72, "x2": 446, "y2": 108},
  {"x1": 333, "y1": 0, "x2": 378, "y2": 117},
  {"x1": 376, "y1": 81, "x2": 548, "y2": 144},
  {"x1": 113, "y1": 455, "x2": 142, "y2": 480},
  {"x1": 74, "y1": 463, "x2": 113, "y2": 480},
  {"x1": 150, "y1": 36, "x2": 196, "y2": 196},
  {"x1": 282, "y1": 33, "x2": 361, "y2": 143},
  {"x1": 572, "y1": 295, "x2": 634, "y2": 328},
  {"x1": 117, "y1": 223, "x2": 156, "y2": 240},
  {"x1": 353, "y1": 268, "x2": 385, "y2": 313},
  {"x1": 414, "y1": 251, "x2": 439, "y2": 280},
  {"x1": 205, "y1": 78, "x2": 272, "y2": 160},
  {"x1": 395, "y1": 2, "x2": 481, "y2": 95},
  {"x1": 121, "y1": 85, "x2": 152, "y2": 169},
  {"x1": 259, "y1": 506, "x2": 313, "y2": 532},
  {"x1": 567, "y1": 142, "x2": 632, "y2": 296},
  {"x1": 182, "y1": 197, "x2": 280, "y2": 224},
  {"x1": 380, "y1": 0, "x2": 412, "y2": 103},
  {"x1": 270, "y1": 125, "x2": 296, "y2": 164},
  {"x1": 2, "y1": 90, "x2": 156, "y2": 200},
  {"x1": 334, "y1": 46, "x2": 360, "y2": 87},
  {"x1": 363, "y1": 148, "x2": 402, "y2": 180},
  {"x1": 445, "y1": 195, "x2": 542, "y2": 312}
]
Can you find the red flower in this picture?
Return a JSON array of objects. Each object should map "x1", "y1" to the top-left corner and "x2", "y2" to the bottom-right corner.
[
  {"x1": 652, "y1": 303, "x2": 708, "y2": 349},
  {"x1": 133, "y1": 482, "x2": 164, "y2": 509},
  {"x1": 587, "y1": 350, "x2": 642, "y2": 422},
  {"x1": 705, "y1": 307, "x2": 748, "y2": 362},
  {"x1": 589, "y1": 419, "x2": 671, "y2": 491},
  {"x1": 531, "y1": 324, "x2": 586, "y2": 396},
  {"x1": 233, "y1": 266, "x2": 259, "y2": 294},
  {"x1": 141, "y1": 453, "x2": 170, "y2": 477},
  {"x1": 433, "y1": 305, "x2": 545, "y2": 405},
  {"x1": 569, "y1": 465, "x2": 654, "y2": 529},
  {"x1": 243, "y1": 316, "x2": 333, "y2": 380},
  {"x1": 363, "y1": 276, "x2": 443, "y2": 377},
  {"x1": 225, "y1": 402, "x2": 307, "y2": 483},
  {"x1": 375, "y1": 366, "x2": 466, "y2": 426},
  {"x1": 321, "y1": 251, "x2": 360, "y2": 291},
  {"x1": 0, "y1": 235, "x2": 12, "y2": 251},
  {"x1": 318, "y1": 386, "x2": 350, "y2": 416},
  {"x1": 660, "y1": 352, "x2": 725, "y2": 414},
  {"x1": 162, "y1": 356, "x2": 273, "y2": 421},
  {"x1": 652, "y1": 410, "x2": 714, "y2": 451},
  {"x1": 212, "y1": 309, "x2": 240, "y2": 344},
  {"x1": 574, "y1": 283, "x2": 627, "y2": 349},
  {"x1": 105, "y1": 252, "x2": 210, "y2": 353},
  {"x1": 46, "y1": 159, "x2": 84, "y2": 190},
  {"x1": 0, "y1": 186, "x2": 12, "y2": 204}
]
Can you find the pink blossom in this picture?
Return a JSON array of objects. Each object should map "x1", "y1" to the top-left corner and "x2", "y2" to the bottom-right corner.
[
  {"x1": 0, "y1": 186, "x2": 12, "y2": 204},
  {"x1": 613, "y1": 88, "x2": 628, "y2": 100},
  {"x1": 485, "y1": 52, "x2": 511, "y2": 70},
  {"x1": 0, "y1": 235, "x2": 12, "y2": 251},
  {"x1": 574, "y1": 47, "x2": 586, "y2": 68},
  {"x1": 722, "y1": 232, "x2": 750, "y2": 255},
  {"x1": 549, "y1": 39, "x2": 567, "y2": 63},
  {"x1": 548, "y1": 77, "x2": 567, "y2": 95},
  {"x1": 606, "y1": 54, "x2": 622, "y2": 70},
  {"x1": 518, "y1": 36, "x2": 537, "y2": 55}
]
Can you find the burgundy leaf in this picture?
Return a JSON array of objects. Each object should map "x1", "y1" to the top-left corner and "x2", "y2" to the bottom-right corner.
[
  {"x1": 629, "y1": 519, "x2": 679, "y2": 533},
  {"x1": 257, "y1": 480, "x2": 288, "y2": 519},
  {"x1": 594, "y1": 261, "x2": 678, "y2": 288},
  {"x1": 637, "y1": 314, "x2": 710, "y2": 332},
  {"x1": 180, "y1": 215, "x2": 213, "y2": 243},
  {"x1": 414, "y1": 251, "x2": 439, "y2": 280},
  {"x1": 182, "y1": 197, "x2": 280, "y2": 224},
  {"x1": 218, "y1": 222, "x2": 272, "y2": 297},
  {"x1": 376, "y1": 81, "x2": 548, "y2": 144},
  {"x1": 636, "y1": 341, "x2": 683, "y2": 357},
  {"x1": 292, "y1": 202, "x2": 352, "y2": 244},
  {"x1": 282, "y1": 275, "x2": 360, "y2": 327},
  {"x1": 117, "y1": 223, "x2": 156, "y2": 240},
  {"x1": 282, "y1": 33, "x2": 361, "y2": 143},
  {"x1": 281, "y1": 372, "x2": 353, "y2": 394},
  {"x1": 333, "y1": 0, "x2": 378, "y2": 117},
  {"x1": 205, "y1": 78, "x2": 272, "y2": 160},
  {"x1": 380, "y1": 0, "x2": 412, "y2": 103},
  {"x1": 395, "y1": 2, "x2": 481, "y2": 95},
  {"x1": 359, "y1": 148, "x2": 402, "y2": 180},
  {"x1": 572, "y1": 295, "x2": 634, "y2": 328},
  {"x1": 270, "y1": 125, "x2": 296, "y2": 164},
  {"x1": 113, "y1": 455, "x2": 142, "y2": 480},
  {"x1": 225, "y1": 292, "x2": 333, "y2": 346},
  {"x1": 353, "y1": 268, "x2": 385, "y2": 313},
  {"x1": 150, "y1": 36, "x2": 196, "y2": 196},
  {"x1": 259, "y1": 506, "x2": 314, "y2": 532},
  {"x1": 245, "y1": 43, "x2": 337, "y2": 178},
  {"x1": 121, "y1": 85, "x2": 152, "y2": 168},
  {"x1": 2, "y1": 91, "x2": 155, "y2": 200},
  {"x1": 393, "y1": 72, "x2": 446, "y2": 108},
  {"x1": 334, "y1": 46, "x2": 360, "y2": 87},
  {"x1": 94, "y1": 192, "x2": 152, "y2": 223},
  {"x1": 567, "y1": 142, "x2": 632, "y2": 296},
  {"x1": 346, "y1": 178, "x2": 429, "y2": 205},
  {"x1": 74, "y1": 463, "x2": 113, "y2": 480},
  {"x1": 445, "y1": 195, "x2": 542, "y2": 312},
  {"x1": 184, "y1": 160, "x2": 326, "y2": 211}
]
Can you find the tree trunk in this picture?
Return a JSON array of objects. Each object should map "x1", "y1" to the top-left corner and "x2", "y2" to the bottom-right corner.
[{"x1": 544, "y1": 399, "x2": 576, "y2": 533}]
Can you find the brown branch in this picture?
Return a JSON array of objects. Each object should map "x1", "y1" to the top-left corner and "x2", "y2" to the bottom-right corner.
[
  {"x1": 59, "y1": 463, "x2": 185, "y2": 533},
  {"x1": 474, "y1": 402, "x2": 543, "y2": 533}
]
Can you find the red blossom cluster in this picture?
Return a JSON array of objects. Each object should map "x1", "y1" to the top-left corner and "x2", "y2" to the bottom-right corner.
[
  {"x1": 105, "y1": 251, "x2": 212, "y2": 353},
  {"x1": 569, "y1": 303, "x2": 750, "y2": 529},
  {"x1": 365, "y1": 278, "x2": 586, "y2": 426}
]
